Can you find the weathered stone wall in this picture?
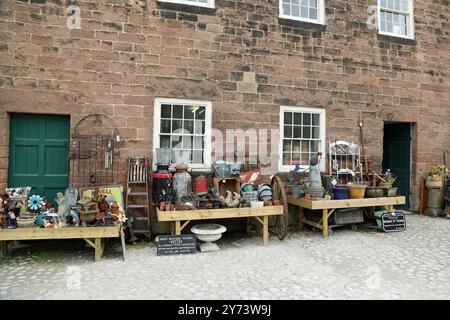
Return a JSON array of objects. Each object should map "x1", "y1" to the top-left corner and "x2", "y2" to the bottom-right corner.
[{"x1": 0, "y1": 0, "x2": 449, "y2": 211}]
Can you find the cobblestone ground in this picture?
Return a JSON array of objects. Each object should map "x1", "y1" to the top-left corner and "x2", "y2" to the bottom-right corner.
[{"x1": 0, "y1": 214, "x2": 449, "y2": 300}]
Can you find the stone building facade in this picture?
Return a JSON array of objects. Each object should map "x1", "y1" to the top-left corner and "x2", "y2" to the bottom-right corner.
[{"x1": 0, "y1": 0, "x2": 449, "y2": 212}]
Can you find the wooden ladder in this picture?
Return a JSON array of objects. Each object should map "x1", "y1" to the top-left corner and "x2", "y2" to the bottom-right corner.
[{"x1": 126, "y1": 157, "x2": 151, "y2": 239}]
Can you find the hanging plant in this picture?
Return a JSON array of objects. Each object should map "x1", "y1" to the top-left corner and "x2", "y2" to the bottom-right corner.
[{"x1": 28, "y1": 195, "x2": 44, "y2": 213}]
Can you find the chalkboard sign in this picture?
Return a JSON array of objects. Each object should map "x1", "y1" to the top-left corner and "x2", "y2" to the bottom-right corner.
[{"x1": 157, "y1": 234, "x2": 197, "y2": 256}]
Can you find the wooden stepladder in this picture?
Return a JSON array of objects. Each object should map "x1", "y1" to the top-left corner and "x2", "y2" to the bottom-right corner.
[{"x1": 126, "y1": 157, "x2": 151, "y2": 239}]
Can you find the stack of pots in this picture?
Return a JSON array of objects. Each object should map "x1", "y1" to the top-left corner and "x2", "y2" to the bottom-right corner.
[{"x1": 257, "y1": 184, "x2": 273, "y2": 201}]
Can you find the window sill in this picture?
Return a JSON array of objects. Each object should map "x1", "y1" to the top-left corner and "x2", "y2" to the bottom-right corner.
[
  {"x1": 156, "y1": 1, "x2": 216, "y2": 15},
  {"x1": 377, "y1": 33, "x2": 416, "y2": 46},
  {"x1": 278, "y1": 17, "x2": 326, "y2": 33}
]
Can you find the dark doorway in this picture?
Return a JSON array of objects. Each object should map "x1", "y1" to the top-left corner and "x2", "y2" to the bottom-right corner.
[{"x1": 383, "y1": 123, "x2": 411, "y2": 210}]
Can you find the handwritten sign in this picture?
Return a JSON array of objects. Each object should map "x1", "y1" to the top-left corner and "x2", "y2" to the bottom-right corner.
[{"x1": 157, "y1": 234, "x2": 197, "y2": 256}]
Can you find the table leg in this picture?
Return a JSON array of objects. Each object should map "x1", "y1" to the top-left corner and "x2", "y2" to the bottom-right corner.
[
  {"x1": 263, "y1": 215, "x2": 269, "y2": 245},
  {"x1": 95, "y1": 238, "x2": 103, "y2": 262},
  {"x1": 0, "y1": 241, "x2": 7, "y2": 257},
  {"x1": 175, "y1": 221, "x2": 181, "y2": 235},
  {"x1": 322, "y1": 209, "x2": 329, "y2": 238},
  {"x1": 120, "y1": 227, "x2": 126, "y2": 261},
  {"x1": 299, "y1": 207, "x2": 305, "y2": 230}
]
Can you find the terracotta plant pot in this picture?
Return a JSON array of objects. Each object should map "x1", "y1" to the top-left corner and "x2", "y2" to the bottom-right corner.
[
  {"x1": 160, "y1": 202, "x2": 166, "y2": 211},
  {"x1": 273, "y1": 200, "x2": 281, "y2": 206}
]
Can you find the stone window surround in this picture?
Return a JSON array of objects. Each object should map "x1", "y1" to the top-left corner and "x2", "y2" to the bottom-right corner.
[
  {"x1": 157, "y1": 0, "x2": 215, "y2": 9},
  {"x1": 279, "y1": 106, "x2": 327, "y2": 172},
  {"x1": 153, "y1": 98, "x2": 213, "y2": 171},
  {"x1": 378, "y1": 0, "x2": 415, "y2": 40},
  {"x1": 279, "y1": 0, "x2": 326, "y2": 25}
]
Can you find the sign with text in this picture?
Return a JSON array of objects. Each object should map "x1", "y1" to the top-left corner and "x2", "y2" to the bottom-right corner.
[{"x1": 157, "y1": 234, "x2": 197, "y2": 256}]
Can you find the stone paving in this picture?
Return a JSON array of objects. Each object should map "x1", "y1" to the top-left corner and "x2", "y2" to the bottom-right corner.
[{"x1": 0, "y1": 214, "x2": 449, "y2": 300}]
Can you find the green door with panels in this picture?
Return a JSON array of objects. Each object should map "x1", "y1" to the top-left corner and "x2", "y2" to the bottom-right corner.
[
  {"x1": 383, "y1": 123, "x2": 411, "y2": 210},
  {"x1": 8, "y1": 114, "x2": 70, "y2": 206}
]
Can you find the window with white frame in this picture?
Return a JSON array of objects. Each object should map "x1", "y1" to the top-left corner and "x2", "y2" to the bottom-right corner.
[
  {"x1": 153, "y1": 98, "x2": 212, "y2": 169},
  {"x1": 157, "y1": 0, "x2": 215, "y2": 9},
  {"x1": 379, "y1": 0, "x2": 414, "y2": 38},
  {"x1": 279, "y1": 0, "x2": 325, "y2": 24},
  {"x1": 279, "y1": 106, "x2": 326, "y2": 171}
]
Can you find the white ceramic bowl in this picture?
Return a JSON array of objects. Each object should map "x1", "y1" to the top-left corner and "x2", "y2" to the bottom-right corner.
[{"x1": 250, "y1": 201, "x2": 264, "y2": 208}]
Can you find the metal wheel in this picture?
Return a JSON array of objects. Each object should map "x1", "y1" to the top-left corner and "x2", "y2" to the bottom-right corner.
[{"x1": 271, "y1": 175, "x2": 289, "y2": 240}]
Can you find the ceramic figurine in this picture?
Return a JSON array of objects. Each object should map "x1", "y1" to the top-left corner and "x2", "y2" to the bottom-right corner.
[
  {"x1": 92, "y1": 195, "x2": 109, "y2": 227},
  {"x1": 63, "y1": 209, "x2": 80, "y2": 226},
  {"x1": 219, "y1": 191, "x2": 241, "y2": 208},
  {"x1": 55, "y1": 192, "x2": 69, "y2": 217}
]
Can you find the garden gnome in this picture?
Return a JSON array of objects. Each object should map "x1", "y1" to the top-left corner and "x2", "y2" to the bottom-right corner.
[
  {"x1": 55, "y1": 192, "x2": 69, "y2": 217},
  {"x1": 307, "y1": 152, "x2": 325, "y2": 199}
]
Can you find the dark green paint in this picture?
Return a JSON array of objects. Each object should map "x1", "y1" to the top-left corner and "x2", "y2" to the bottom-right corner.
[
  {"x1": 8, "y1": 114, "x2": 70, "y2": 207},
  {"x1": 383, "y1": 123, "x2": 411, "y2": 210}
]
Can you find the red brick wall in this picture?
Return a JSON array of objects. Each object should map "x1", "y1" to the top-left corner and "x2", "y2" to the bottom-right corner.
[{"x1": 0, "y1": 0, "x2": 449, "y2": 210}]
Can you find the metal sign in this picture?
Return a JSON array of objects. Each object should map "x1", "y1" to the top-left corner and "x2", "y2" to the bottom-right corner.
[{"x1": 157, "y1": 234, "x2": 197, "y2": 256}]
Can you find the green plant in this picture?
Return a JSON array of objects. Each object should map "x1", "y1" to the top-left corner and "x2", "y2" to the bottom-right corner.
[
  {"x1": 422, "y1": 165, "x2": 449, "y2": 178},
  {"x1": 383, "y1": 169, "x2": 397, "y2": 185}
]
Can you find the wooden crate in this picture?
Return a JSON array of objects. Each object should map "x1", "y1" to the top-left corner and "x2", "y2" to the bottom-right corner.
[{"x1": 213, "y1": 178, "x2": 240, "y2": 197}]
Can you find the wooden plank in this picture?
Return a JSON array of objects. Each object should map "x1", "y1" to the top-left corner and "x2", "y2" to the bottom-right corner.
[
  {"x1": 0, "y1": 226, "x2": 121, "y2": 241},
  {"x1": 175, "y1": 221, "x2": 181, "y2": 235},
  {"x1": 0, "y1": 241, "x2": 7, "y2": 257},
  {"x1": 95, "y1": 238, "x2": 102, "y2": 262},
  {"x1": 287, "y1": 195, "x2": 405, "y2": 210},
  {"x1": 300, "y1": 217, "x2": 324, "y2": 230},
  {"x1": 322, "y1": 209, "x2": 329, "y2": 238},
  {"x1": 298, "y1": 207, "x2": 305, "y2": 229},
  {"x1": 263, "y1": 216, "x2": 269, "y2": 246},
  {"x1": 157, "y1": 206, "x2": 283, "y2": 222}
]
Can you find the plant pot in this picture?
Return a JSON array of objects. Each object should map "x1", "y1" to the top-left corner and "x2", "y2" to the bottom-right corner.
[
  {"x1": 347, "y1": 184, "x2": 367, "y2": 199},
  {"x1": 426, "y1": 176, "x2": 443, "y2": 189},
  {"x1": 332, "y1": 186, "x2": 349, "y2": 200},
  {"x1": 365, "y1": 187, "x2": 384, "y2": 198},
  {"x1": 378, "y1": 182, "x2": 392, "y2": 188},
  {"x1": 383, "y1": 187, "x2": 398, "y2": 197}
]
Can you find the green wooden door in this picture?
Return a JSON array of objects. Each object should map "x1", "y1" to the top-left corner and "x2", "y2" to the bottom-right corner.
[
  {"x1": 8, "y1": 114, "x2": 70, "y2": 206},
  {"x1": 383, "y1": 123, "x2": 411, "y2": 210}
]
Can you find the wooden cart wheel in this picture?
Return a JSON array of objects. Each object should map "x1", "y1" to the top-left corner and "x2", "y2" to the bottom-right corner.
[{"x1": 271, "y1": 175, "x2": 289, "y2": 240}]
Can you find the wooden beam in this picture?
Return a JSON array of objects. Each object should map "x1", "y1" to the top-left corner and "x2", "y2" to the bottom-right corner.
[
  {"x1": 263, "y1": 216, "x2": 269, "y2": 246},
  {"x1": 157, "y1": 206, "x2": 283, "y2": 222},
  {"x1": 254, "y1": 216, "x2": 263, "y2": 225},
  {"x1": 120, "y1": 227, "x2": 126, "y2": 261},
  {"x1": 287, "y1": 195, "x2": 405, "y2": 210},
  {"x1": 84, "y1": 238, "x2": 96, "y2": 249},
  {"x1": 175, "y1": 221, "x2": 181, "y2": 235},
  {"x1": 0, "y1": 241, "x2": 7, "y2": 257},
  {"x1": 322, "y1": 209, "x2": 329, "y2": 238},
  {"x1": 0, "y1": 226, "x2": 121, "y2": 241},
  {"x1": 300, "y1": 217, "x2": 324, "y2": 230},
  {"x1": 298, "y1": 207, "x2": 305, "y2": 229},
  {"x1": 94, "y1": 238, "x2": 103, "y2": 262},
  {"x1": 180, "y1": 220, "x2": 190, "y2": 232}
]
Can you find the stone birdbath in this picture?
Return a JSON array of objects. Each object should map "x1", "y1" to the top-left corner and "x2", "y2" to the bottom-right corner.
[{"x1": 191, "y1": 224, "x2": 227, "y2": 252}]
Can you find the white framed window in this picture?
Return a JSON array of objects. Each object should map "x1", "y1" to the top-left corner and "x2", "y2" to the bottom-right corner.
[
  {"x1": 153, "y1": 98, "x2": 212, "y2": 170},
  {"x1": 378, "y1": 0, "x2": 414, "y2": 39},
  {"x1": 157, "y1": 0, "x2": 215, "y2": 9},
  {"x1": 279, "y1": 106, "x2": 326, "y2": 172},
  {"x1": 279, "y1": 0, "x2": 326, "y2": 25}
]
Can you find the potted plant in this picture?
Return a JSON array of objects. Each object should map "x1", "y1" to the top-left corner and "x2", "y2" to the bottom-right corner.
[
  {"x1": 422, "y1": 165, "x2": 448, "y2": 189},
  {"x1": 379, "y1": 170, "x2": 398, "y2": 197}
]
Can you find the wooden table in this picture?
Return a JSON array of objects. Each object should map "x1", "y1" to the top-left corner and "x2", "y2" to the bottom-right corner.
[
  {"x1": 157, "y1": 206, "x2": 284, "y2": 245},
  {"x1": 0, "y1": 225, "x2": 126, "y2": 262},
  {"x1": 287, "y1": 196, "x2": 406, "y2": 238}
]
